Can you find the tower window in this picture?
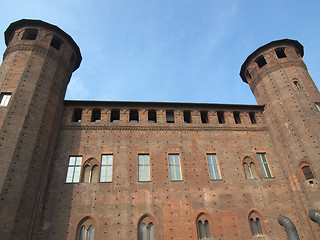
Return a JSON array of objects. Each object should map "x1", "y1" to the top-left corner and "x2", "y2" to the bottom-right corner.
[
  {"x1": 129, "y1": 109, "x2": 139, "y2": 123},
  {"x1": 183, "y1": 110, "x2": 192, "y2": 123},
  {"x1": 249, "y1": 112, "x2": 257, "y2": 124},
  {"x1": 148, "y1": 110, "x2": 157, "y2": 123},
  {"x1": 293, "y1": 81, "x2": 301, "y2": 90},
  {"x1": 82, "y1": 158, "x2": 99, "y2": 183},
  {"x1": 233, "y1": 112, "x2": 241, "y2": 124},
  {"x1": 255, "y1": 56, "x2": 267, "y2": 68},
  {"x1": 50, "y1": 35, "x2": 63, "y2": 50},
  {"x1": 166, "y1": 110, "x2": 174, "y2": 123},
  {"x1": 22, "y1": 28, "x2": 38, "y2": 40},
  {"x1": 72, "y1": 108, "x2": 82, "y2": 122},
  {"x1": 275, "y1": 48, "x2": 286, "y2": 58},
  {"x1": 169, "y1": 154, "x2": 182, "y2": 181},
  {"x1": 217, "y1": 111, "x2": 225, "y2": 124},
  {"x1": 139, "y1": 154, "x2": 150, "y2": 182},
  {"x1": 206, "y1": 154, "x2": 221, "y2": 180},
  {"x1": 257, "y1": 153, "x2": 272, "y2": 178},
  {"x1": 200, "y1": 111, "x2": 208, "y2": 123},
  {"x1": 110, "y1": 109, "x2": 120, "y2": 122},
  {"x1": 0, "y1": 92, "x2": 12, "y2": 106},
  {"x1": 91, "y1": 109, "x2": 101, "y2": 122}
]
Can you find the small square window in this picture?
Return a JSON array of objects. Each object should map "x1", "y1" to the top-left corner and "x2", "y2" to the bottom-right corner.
[
  {"x1": 217, "y1": 112, "x2": 225, "y2": 124},
  {"x1": 50, "y1": 35, "x2": 63, "y2": 50},
  {"x1": 201, "y1": 111, "x2": 208, "y2": 123},
  {"x1": 72, "y1": 109, "x2": 82, "y2": 122},
  {"x1": 255, "y1": 56, "x2": 267, "y2": 68},
  {"x1": 91, "y1": 109, "x2": 101, "y2": 122},
  {"x1": 249, "y1": 112, "x2": 257, "y2": 124},
  {"x1": 166, "y1": 110, "x2": 174, "y2": 123},
  {"x1": 22, "y1": 28, "x2": 38, "y2": 40},
  {"x1": 183, "y1": 110, "x2": 192, "y2": 123},
  {"x1": 233, "y1": 112, "x2": 241, "y2": 124},
  {"x1": 0, "y1": 93, "x2": 12, "y2": 106},
  {"x1": 275, "y1": 48, "x2": 286, "y2": 59},
  {"x1": 129, "y1": 109, "x2": 139, "y2": 123},
  {"x1": 148, "y1": 110, "x2": 157, "y2": 123},
  {"x1": 111, "y1": 109, "x2": 120, "y2": 122}
]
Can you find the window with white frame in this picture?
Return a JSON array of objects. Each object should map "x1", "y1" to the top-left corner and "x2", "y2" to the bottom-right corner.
[
  {"x1": 257, "y1": 153, "x2": 272, "y2": 178},
  {"x1": 66, "y1": 156, "x2": 82, "y2": 183},
  {"x1": 100, "y1": 154, "x2": 113, "y2": 182},
  {"x1": 169, "y1": 154, "x2": 182, "y2": 181},
  {"x1": 0, "y1": 93, "x2": 11, "y2": 106},
  {"x1": 139, "y1": 154, "x2": 150, "y2": 181},
  {"x1": 206, "y1": 154, "x2": 221, "y2": 180}
]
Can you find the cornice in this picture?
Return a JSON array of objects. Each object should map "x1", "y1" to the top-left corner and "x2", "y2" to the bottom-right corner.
[{"x1": 60, "y1": 125, "x2": 268, "y2": 132}]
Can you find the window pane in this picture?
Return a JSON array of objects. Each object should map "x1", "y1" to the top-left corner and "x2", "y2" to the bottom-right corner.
[
  {"x1": 148, "y1": 223, "x2": 154, "y2": 240},
  {"x1": 198, "y1": 220, "x2": 205, "y2": 239},
  {"x1": 0, "y1": 93, "x2": 11, "y2": 106},
  {"x1": 169, "y1": 154, "x2": 182, "y2": 181},
  {"x1": 100, "y1": 154, "x2": 113, "y2": 182},
  {"x1": 88, "y1": 225, "x2": 95, "y2": 240},
  {"x1": 66, "y1": 167, "x2": 74, "y2": 183},
  {"x1": 257, "y1": 153, "x2": 272, "y2": 178},
  {"x1": 207, "y1": 154, "x2": 221, "y2": 180},
  {"x1": 256, "y1": 218, "x2": 263, "y2": 235},
  {"x1": 204, "y1": 220, "x2": 211, "y2": 238},
  {"x1": 140, "y1": 223, "x2": 147, "y2": 240},
  {"x1": 250, "y1": 218, "x2": 257, "y2": 236},
  {"x1": 79, "y1": 226, "x2": 87, "y2": 240}
]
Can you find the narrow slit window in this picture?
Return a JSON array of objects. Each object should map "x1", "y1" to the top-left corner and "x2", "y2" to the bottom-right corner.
[
  {"x1": 129, "y1": 109, "x2": 139, "y2": 123},
  {"x1": 50, "y1": 35, "x2": 63, "y2": 50},
  {"x1": 183, "y1": 110, "x2": 191, "y2": 123},
  {"x1": 293, "y1": 81, "x2": 301, "y2": 90},
  {"x1": 166, "y1": 110, "x2": 174, "y2": 123},
  {"x1": 91, "y1": 109, "x2": 101, "y2": 122},
  {"x1": 100, "y1": 154, "x2": 113, "y2": 182},
  {"x1": 22, "y1": 28, "x2": 38, "y2": 40},
  {"x1": 255, "y1": 56, "x2": 267, "y2": 68},
  {"x1": 275, "y1": 48, "x2": 286, "y2": 58},
  {"x1": 200, "y1": 111, "x2": 208, "y2": 123},
  {"x1": 110, "y1": 109, "x2": 120, "y2": 122},
  {"x1": 217, "y1": 111, "x2": 225, "y2": 124},
  {"x1": 148, "y1": 110, "x2": 157, "y2": 123},
  {"x1": 66, "y1": 156, "x2": 82, "y2": 183},
  {"x1": 0, "y1": 93, "x2": 12, "y2": 106},
  {"x1": 249, "y1": 112, "x2": 257, "y2": 124},
  {"x1": 233, "y1": 112, "x2": 241, "y2": 124},
  {"x1": 72, "y1": 109, "x2": 82, "y2": 122}
]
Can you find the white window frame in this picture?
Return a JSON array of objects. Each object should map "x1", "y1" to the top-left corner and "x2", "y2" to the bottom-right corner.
[
  {"x1": 206, "y1": 154, "x2": 221, "y2": 180},
  {"x1": 0, "y1": 93, "x2": 11, "y2": 106},
  {"x1": 100, "y1": 154, "x2": 113, "y2": 182},
  {"x1": 138, "y1": 154, "x2": 150, "y2": 182},
  {"x1": 257, "y1": 153, "x2": 272, "y2": 178},
  {"x1": 66, "y1": 156, "x2": 82, "y2": 183},
  {"x1": 169, "y1": 154, "x2": 182, "y2": 181}
]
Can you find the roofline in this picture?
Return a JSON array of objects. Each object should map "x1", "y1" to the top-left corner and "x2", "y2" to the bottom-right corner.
[
  {"x1": 5, "y1": 19, "x2": 82, "y2": 71},
  {"x1": 240, "y1": 39, "x2": 304, "y2": 83},
  {"x1": 63, "y1": 100, "x2": 264, "y2": 111}
]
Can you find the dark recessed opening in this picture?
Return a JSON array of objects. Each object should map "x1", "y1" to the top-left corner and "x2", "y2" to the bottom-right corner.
[
  {"x1": 233, "y1": 112, "x2": 241, "y2": 124},
  {"x1": 217, "y1": 112, "x2": 225, "y2": 124},
  {"x1": 183, "y1": 111, "x2": 191, "y2": 123},
  {"x1": 148, "y1": 110, "x2": 157, "y2": 123},
  {"x1": 110, "y1": 109, "x2": 120, "y2": 122},
  {"x1": 249, "y1": 112, "x2": 257, "y2": 124},
  {"x1": 255, "y1": 56, "x2": 267, "y2": 68},
  {"x1": 129, "y1": 109, "x2": 139, "y2": 123},
  {"x1": 201, "y1": 111, "x2": 208, "y2": 124},
  {"x1": 72, "y1": 109, "x2": 82, "y2": 122},
  {"x1": 50, "y1": 35, "x2": 63, "y2": 50},
  {"x1": 275, "y1": 48, "x2": 286, "y2": 58},
  {"x1": 293, "y1": 81, "x2": 301, "y2": 90},
  {"x1": 22, "y1": 28, "x2": 38, "y2": 40},
  {"x1": 302, "y1": 166, "x2": 314, "y2": 180},
  {"x1": 166, "y1": 110, "x2": 174, "y2": 123},
  {"x1": 91, "y1": 109, "x2": 101, "y2": 122}
]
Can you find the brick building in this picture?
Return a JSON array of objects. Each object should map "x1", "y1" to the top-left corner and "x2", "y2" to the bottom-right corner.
[{"x1": 0, "y1": 19, "x2": 319, "y2": 240}]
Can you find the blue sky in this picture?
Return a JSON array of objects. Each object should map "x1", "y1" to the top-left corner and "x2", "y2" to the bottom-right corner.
[{"x1": 0, "y1": 0, "x2": 319, "y2": 105}]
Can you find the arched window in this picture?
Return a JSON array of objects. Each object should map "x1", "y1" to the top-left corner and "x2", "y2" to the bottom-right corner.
[
  {"x1": 249, "y1": 212, "x2": 263, "y2": 236},
  {"x1": 138, "y1": 215, "x2": 154, "y2": 240},
  {"x1": 243, "y1": 157, "x2": 258, "y2": 179},
  {"x1": 197, "y1": 213, "x2": 211, "y2": 239},
  {"x1": 299, "y1": 162, "x2": 315, "y2": 181},
  {"x1": 82, "y1": 158, "x2": 99, "y2": 183},
  {"x1": 77, "y1": 217, "x2": 96, "y2": 240}
]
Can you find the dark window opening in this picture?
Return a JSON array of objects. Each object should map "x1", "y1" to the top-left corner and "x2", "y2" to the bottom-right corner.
[
  {"x1": 275, "y1": 48, "x2": 286, "y2": 58},
  {"x1": 255, "y1": 56, "x2": 267, "y2": 68},
  {"x1": 201, "y1": 111, "x2": 208, "y2": 123},
  {"x1": 22, "y1": 28, "x2": 38, "y2": 40},
  {"x1": 91, "y1": 109, "x2": 101, "y2": 122},
  {"x1": 50, "y1": 35, "x2": 63, "y2": 50},
  {"x1": 183, "y1": 110, "x2": 191, "y2": 123},
  {"x1": 246, "y1": 70, "x2": 252, "y2": 80},
  {"x1": 233, "y1": 112, "x2": 241, "y2": 124},
  {"x1": 302, "y1": 166, "x2": 314, "y2": 180},
  {"x1": 293, "y1": 81, "x2": 301, "y2": 90},
  {"x1": 110, "y1": 109, "x2": 120, "y2": 122},
  {"x1": 72, "y1": 109, "x2": 82, "y2": 122},
  {"x1": 129, "y1": 109, "x2": 139, "y2": 123},
  {"x1": 249, "y1": 112, "x2": 257, "y2": 124},
  {"x1": 217, "y1": 112, "x2": 225, "y2": 124},
  {"x1": 148, "y1": 110, "x2": 157, "y2": 123},
  {"x1": 166, "y1": 110, "x2": 174, "y2": 123}
]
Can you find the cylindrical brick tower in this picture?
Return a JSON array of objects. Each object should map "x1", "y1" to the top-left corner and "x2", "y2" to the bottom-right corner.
[
  {"x1": 0, "y1": 19, "x2": 81, "y2": 239},
  {"x1": 240, "y1": 39, "x2": 320, "y2": 239}
]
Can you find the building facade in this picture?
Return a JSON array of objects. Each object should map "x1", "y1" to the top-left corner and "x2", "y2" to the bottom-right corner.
[{"x1": 0, "y1": 19, "x2": 319, "y2": 240}]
